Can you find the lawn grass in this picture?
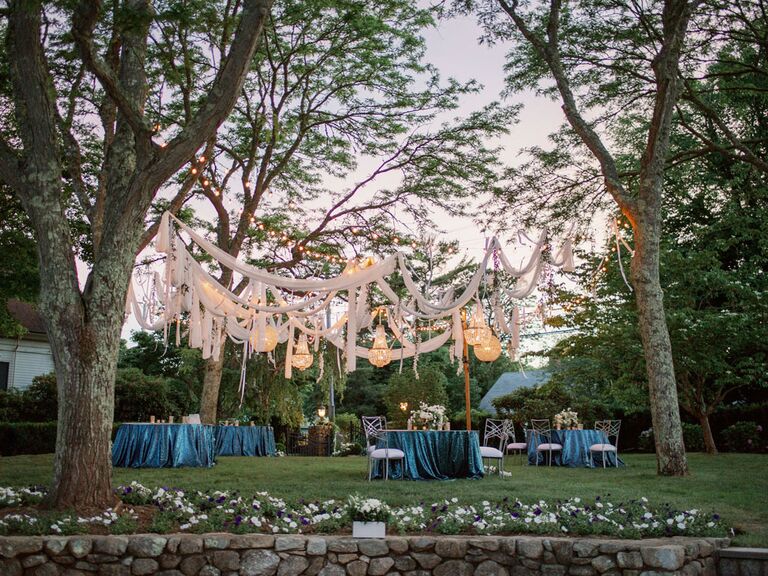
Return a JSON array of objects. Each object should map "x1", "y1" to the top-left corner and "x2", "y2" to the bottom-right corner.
[{"x1": 1, "y1": 452, "x2": 766, "y2": 546}]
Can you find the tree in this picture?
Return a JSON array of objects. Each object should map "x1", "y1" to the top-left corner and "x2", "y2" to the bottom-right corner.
[
  {"x1": 457, "y1": 0, "x2": 716, "y2": 475},
  {"x1": 162, "y1": 0, "x2": 515, "y2": 424},
  {"x1": 0, "y1": 0, "x2": 271, "y2": 508},
  {"x1": 384, "y1": 366, "x2": 449, "y2": 426}
]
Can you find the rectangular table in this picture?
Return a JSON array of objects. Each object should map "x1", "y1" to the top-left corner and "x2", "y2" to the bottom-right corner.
[
  {"x1": 527, "y1": 429, "x2": 624, "y2": 467},
  {"x1": 372, "y1": 430, "x2": 484, "y2": 480},
  {"x1": 112, "y1": 423, "x2": 215, "y2": 468},
  {"x1": 214, "y1": 425, "x2": 276, "y2": 456}
]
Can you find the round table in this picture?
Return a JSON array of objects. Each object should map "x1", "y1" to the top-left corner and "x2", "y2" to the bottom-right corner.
[
  {"x1": 214, "y1": 425, "x2": 276, "y2": 456},
  {"x1": 526, "y1": 429, "x2": 624, "y2": 467},
  {"x1": 112, "y1": 423, "x2": 215, "y2": 468}
]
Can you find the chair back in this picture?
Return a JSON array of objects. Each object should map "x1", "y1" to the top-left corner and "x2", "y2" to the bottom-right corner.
[
  {"x1": 530, "y1": 418, "x2": 552, "y2": 447},
  {"x1": 502, "y1": 420, "x2": 519, "y2": 443},
  {"x1": 483, "y1": 419, "x2": 509, "y2": 451},
  {"x1": 362, "y1": 416, "x2": 386, "y2": 448},
  {"x1": 187, "y1": 414, "x2": 201, "y2": 424},
  {"x1": 595, "y1": 419, "x2": 621, "y2": 447}
]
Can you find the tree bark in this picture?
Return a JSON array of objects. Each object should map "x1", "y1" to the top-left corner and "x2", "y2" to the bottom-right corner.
[
  {"x1": 200, "y1": 352, "x2": 227, "y2": 424},
  {"x1": 698, "y1": 412, "x2": 718, "y2": 455},
  {"x1": 631, "y1": 211, "x2": 689, "y2": 475}
]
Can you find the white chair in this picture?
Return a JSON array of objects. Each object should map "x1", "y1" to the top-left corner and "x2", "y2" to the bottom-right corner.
[
  {"x1": 590, "y1": 420, "x2": 621, "y2": 468},
  {"x1": 362, "y1": 416, "x2": 404, "y2": 481},
  {"x1": 479, "y1": 419, "x2": 509, "y2": 477},
  {"x1": 504, "y1": 421, "x2": 528, "y2": 464},
  {"x1": 187, "y1": 414, "x2": 201, "y2": 424},
  {"x1": 531, "y1": 419, "x2": 562, "y2": 466}
]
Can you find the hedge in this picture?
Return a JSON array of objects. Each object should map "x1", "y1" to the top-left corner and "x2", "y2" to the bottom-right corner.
[{"x1": 0, "y1": 423, "x2": 122, "y2": 456}]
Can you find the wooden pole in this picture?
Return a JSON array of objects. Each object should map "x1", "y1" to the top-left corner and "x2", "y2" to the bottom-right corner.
[{"x1": 462, "y1": 309, "x2": 471, "y2": 431}]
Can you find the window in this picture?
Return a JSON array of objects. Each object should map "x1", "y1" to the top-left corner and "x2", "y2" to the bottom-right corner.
[{"x1": 0, "y1": 361, "x2": 8, "y2": 390}]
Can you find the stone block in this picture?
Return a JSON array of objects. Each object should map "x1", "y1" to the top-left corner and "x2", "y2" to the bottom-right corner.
[
  {"x1": 512, "y1": 566, "x2": 535, "y2": 576},
  {"x1": 159, "y1": 553, "x2": 181, "y2": 569},
  {"x1": 52, "y1": 556, "x2": 76, "y2": 565},
  {"x1": 682, "y1": 560, "x2": 702, "y2": 576},
  {"x1": 522, "y1": 558, "x2": 542, "y2": 570},
  {"x1": 165, "y1": 537, "x2": 180, "y2": 554},
  {"x1": 212, "y1": 550, "x2": 240, "y2": 571},
  {"x1": 552, "y1": 541, "x2": 574, "y2": 564},
  {"x1": 411, "y1": 553, "x2": 442, "y2": 569},
  {"x1": 409, "y1": 538, "x2": 436, "y2": 552},
  {"x1": 46, "y1": 538, "x2": 69, "y2": 555},
  {"x1": 541, "y1": 565, "x2": 567, "y2": 576},
  {"x1": 435, "y1": 539, "x2": 468, "y2": 559},
  {"x1": 230, "y1": 535, "x2": 275, "y2": 550},
  {"x1": 368, "y1": 557, "x2": 395, "y2": 575},
  {"x1": 569, "y1": 564, "x2": 596, "y2": 576},
  {"x1": 386, "y1": 538, "x2": 408, "y2": 554},
  {"x1": 641, "y1": 546, "x2": 685, "y2": 571},
  {"x1": 199, "y1": 567, "x2": 221, "y2": 576},
  {"x1": 518, "y1": 539, "x2": 544, "y2": 559},
  {"x1": 0, "y1": 557, "x2": 22, "y2": 576},
  {"x1": 357, "y1": 539, "x2": 388, "y2": 558},
  {"x1": 336, "y1": 553, "x2": 357, "y2": 564},
  {"x1": 618, "y1": 552, "x2": 644, "y2": 569},
  {"x1": 155, "y1": 572, "x2": 184, "y2": 576},
  {"x1": 74, "y1": 559, "x2": 98, "y2": 571},
  {"x1": 317, "y1": 564, "x2": 345, "y2": 576},
  {"x1": 699, "y1": 542, "x2": 714, "y2": 558},
  {"x1": 131, "y1": 558, "x2": 159, "y2": 575},
  {"x1": 31, "y1": 563, "x2": 61, "y2": 576},
  {"x1": 98, "y1": 564, "x2": 130, "y2": 576},
  {"x1": 0, "y1": 537, "x2": 43, "y2": 558},
  {"x1": 306, "y1": 539, "x2": 328, "y2": 556},
  {"x1": 69, "y1": 539, "x2": 93, "y2": 559},
  {"x1": 433, "y1": 560, "x2": 474, "y2": 576},
  {"x1": 277, "y1": 554, "x2": 309, "y2": 576},
  {"x1": 347, "y1": 560, "x2": 368, "y2": 576},
  {"x1": 573, "y1": 542, "x2": 599, "y2": 559},
  {"x1": 22, "y1": 554, "x2": 48, "y2": 568},
  {"x1": 741, "y1": 560, "x2": 763, "y2": 576},
  {"x1": 598, "y1": 542, "x2": 627, "y2": 555},
  {"x1": 327, "y1": 539, "x2": 358, "y2": 554},
  {"x1": 180, "y1": 554, "x2": 207, "y2": 576},
  {"x1": 592, "y1": 555, "x2": 617, "y2": 573},
  {"x1": 476, "y1": 560, "x2": 510, "y2": 576},
  {"x1": 178, "y1": 537, "x2": 204, "y2": 555},
  {"x1": 304, "y1": 556, "x2": 325, "y2": 576},
  {"x1": 274, "y1": 537, "x2": 305, "y2": 552},
  {"x1": 470, "y1": 539, "x2": 501, "y2": 552},
  {"x1": 93, "y1": 537, "x2": 128, "y2": 557},
  {"x1": 127, "y1": 537, "x2": 166, "y2": 558},
  {"x1": 203, "y1": 535, "x2": 231, "y2": 550},
  {"x1": 394, "y1": 556, "x2": 416, "y2": 571},
  {"x1": 240, "y1": 549, "x2": 280, "y2": 576}
]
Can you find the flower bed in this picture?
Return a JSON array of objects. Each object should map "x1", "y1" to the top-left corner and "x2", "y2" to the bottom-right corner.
[{"x1": 0, "y1": 484, "x2": 728, "y2": 539}]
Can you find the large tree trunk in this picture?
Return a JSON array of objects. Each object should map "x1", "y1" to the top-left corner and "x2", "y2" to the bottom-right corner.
[
  {"x1": 200, "y1": 352, "x2": 227, "y2": 424},
  {"x1": 632, "y1": 212, "x2": 689, "y2": 476},
  {"x1": 698, "y1": 412, "x2": 718, "y2": 455}
]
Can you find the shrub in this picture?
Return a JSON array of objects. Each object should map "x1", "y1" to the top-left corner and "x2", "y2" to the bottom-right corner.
[
  {"x1": 384, "y1": 366, "x2": 448, "y2": 427},
  {"x1": 636, "y1": 423, "x2": 705, "y2": 454},
  {"x1": 721, "y1": 421, "x2": 766, "y2": 453},
  {"x1": 114, "y1": 368, "x2": 195, "y2": 421},
  {"x1": 0, "y1": 422, "x2": 57, "y2": 455}
]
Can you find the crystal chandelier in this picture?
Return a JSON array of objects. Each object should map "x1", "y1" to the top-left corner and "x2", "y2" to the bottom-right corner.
[
  {"x1": 291, "y1": 333, "x2": 314, "y2": 371},
  {"x1": 250, "y1": 321, "x2": 278, "y2": 353},
  {"x1": 474, "y1": 332, "x2": 502, "y2": 362},
  {"x1": 367, "y1": 323, "x2": 392, "y2": 368},
  {"x1": 464, "y1": 304, "x2": 492, "y2": 346}
]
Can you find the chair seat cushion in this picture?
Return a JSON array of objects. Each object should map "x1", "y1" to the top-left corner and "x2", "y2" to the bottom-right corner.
[
  {"x1": 370, "y1": 448, "x2": 405, "y2": 459},
  {"x1": 480, "y1": 446, "x2": 504, "y2": 458},
  {"x1": 506, "y1": 442, "x2": 527, "y2": 451},
  {"x1": 537, "y1": 443, "x2": 563, "y2": 451},
  {"x1": 366, "y1": 445, "x2": 376, "y2": 454},
  {"x1": 590, "y1": 443, "x2": 616, "y2": 452}
]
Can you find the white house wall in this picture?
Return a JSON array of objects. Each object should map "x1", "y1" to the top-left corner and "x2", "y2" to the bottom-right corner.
[{"x1": 0, "y1": 338, "x2": 54, "y2": 390}]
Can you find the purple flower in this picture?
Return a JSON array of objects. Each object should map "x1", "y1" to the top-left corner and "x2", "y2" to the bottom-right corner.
[
  {"x1": 534, "y1": 508, "x2": 542, "y2": 516},
  {"x1": 301, "y1": 517, "x2": 310, "y2": 526},
  {"x1": 713, "y1": 514, "x2": 720, "y2": 520},
  {"x1": 474, "y1": 515, "x2": 482, "y2": 522},
  {"x1": 234, "y1": 515, "x2": 242, "y2": 526},
  {"x1": 511, "y1": 512, "x2": 520, "y2": 518},
  {"x1": 125, "y1": 486, "x2": 133, "y2": 494},
  {"x1": 431, "y1": 505, "x2": 437, "y2": 512}
]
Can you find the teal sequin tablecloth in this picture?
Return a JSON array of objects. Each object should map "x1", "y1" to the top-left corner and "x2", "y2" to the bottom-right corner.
[
  {"x1": 214, "y1": 425, "x2": 276, "y2": 457},
  {"x1": 527, "y1": 429, "x2": 624, "y2": 467},
  {"x1": 372, "y1": 430, "x2": 484, "y2": 480},
  {"x1": 112, "y1": 424, "x2": 215, "y2": 468}
]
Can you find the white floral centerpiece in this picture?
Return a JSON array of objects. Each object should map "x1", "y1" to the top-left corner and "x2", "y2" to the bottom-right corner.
[
  {"x1": 348, "y1": 495, "x2": 390, "y2": 538},
  {"x1": 554, "y1": 408, "x2": 580, "y2": 430},
  {"x1": 410, "y1": 402, "x2": 446, "y2": 430}
]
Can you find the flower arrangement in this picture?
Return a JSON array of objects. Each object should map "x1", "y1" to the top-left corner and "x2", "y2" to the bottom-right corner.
[
  {"x1": 554, "y1": 408, "x2": 579, "y2": 429},
  {"x1": 347, "y1": 495, "x2": 390, "y2": 523},
  {"x1": 410, "y1": 402, "x2": 446, "y2": 430}
]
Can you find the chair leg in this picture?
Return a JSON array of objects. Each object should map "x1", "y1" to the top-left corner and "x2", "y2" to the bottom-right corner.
[{"x1": 603, "y1": 452, "x2": 606, "y2": 469}]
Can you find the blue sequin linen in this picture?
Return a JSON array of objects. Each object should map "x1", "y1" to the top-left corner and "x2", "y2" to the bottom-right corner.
[
  {"x1": 214, "y1": 425, "x2": 276, "y2": 457},
  {"x1": 372, "y1": 430, "x2": 485, "y2": 480},
  {"x1": 527, "y1": 429, "x2": 624, "y2": 467},
  {"x1": 112, "y1": 423, "x2": 216, "y2": 468}
]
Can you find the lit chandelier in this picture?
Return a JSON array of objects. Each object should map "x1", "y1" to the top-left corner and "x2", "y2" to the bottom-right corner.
[
  {"x1": 291, "y1": 333, "x2": 314, "y2": 371},
  {"x1": 368, "y1": 323, "x2": 392, "y2": 368},
  {"x1": 464, "y1": 304, "x2": 492, "y2": 346},
  {"x1": 250, "y1": 321, "x2": 278, "y2": 353},
  {"x1": 474, "y1": 331, "x2": 502, "y2": 362}
]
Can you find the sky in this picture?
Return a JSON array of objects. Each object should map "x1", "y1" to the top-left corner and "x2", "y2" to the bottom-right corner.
[{"x1": 120, "y1": 9, "x2": 571, "y2": 351}]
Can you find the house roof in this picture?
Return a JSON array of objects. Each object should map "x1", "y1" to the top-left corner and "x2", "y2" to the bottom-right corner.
[
  {"x1": 479, "y1": 370, "x2": 549, "y2": 415},
  {"x1": 6, "y1": 299, "x2": 47, "y2": 335}
]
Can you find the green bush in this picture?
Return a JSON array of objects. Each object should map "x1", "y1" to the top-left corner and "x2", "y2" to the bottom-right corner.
[
  {"x1": 721, "y1": 421, "x2": 766, "y2": 453},
  {"x1": 0, "y1": 422, "x2": 58, "y2": 455},
  {"x1": 114, "y1": 368, "x2": 195, "y2": 421},
  {"x1": 0, "y1": 374, "x2": 58, "y2": 422},
  {"x1": 636, "y1": 423, "x2": 705, "y2": 454},
  {"x1": 451, "y1": 408, "x2": 490, "y2": 430},
  {"x1": 384, "y1": 366, "x2": 448, "y2": 427}
]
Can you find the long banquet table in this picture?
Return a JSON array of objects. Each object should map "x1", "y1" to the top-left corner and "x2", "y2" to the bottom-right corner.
[
  {"x1": 372, "y1": 430, "x2": 484, "y2": 480},
  {"x1": 214, "y1": 425, "x2": 276, "y2": 457},
  {"x1": 112, "y1": 423, "x2": 215, "y2": 468},
  {"x1": 526, "y1": 429, "x2": 624, "y2": 467}
]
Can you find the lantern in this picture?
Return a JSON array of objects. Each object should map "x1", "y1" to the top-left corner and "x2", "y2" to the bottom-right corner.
[
  {"x1": 474, "y1": 333, "x2": 502, "y2": 362},
  {"x1": 291, "y1": 333, "x2": 314, "y2": 371},
  {"x1": 250, "y1": 323, "x2": 278, "y2": 352},
  {"x1": 367, "y1": 323, "x2": 392, "y2": 368},
  {"x1": 464, "y1": 305, "x2": 492, "y2": 346}
]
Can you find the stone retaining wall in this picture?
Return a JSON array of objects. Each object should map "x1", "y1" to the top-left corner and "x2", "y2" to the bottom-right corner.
[
  {"x1": 718, "y1": 547, "x2": 768, "y2": 576},
  {"x1": 0, "y1": 533, "x2": 729, "y2": 576}
]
